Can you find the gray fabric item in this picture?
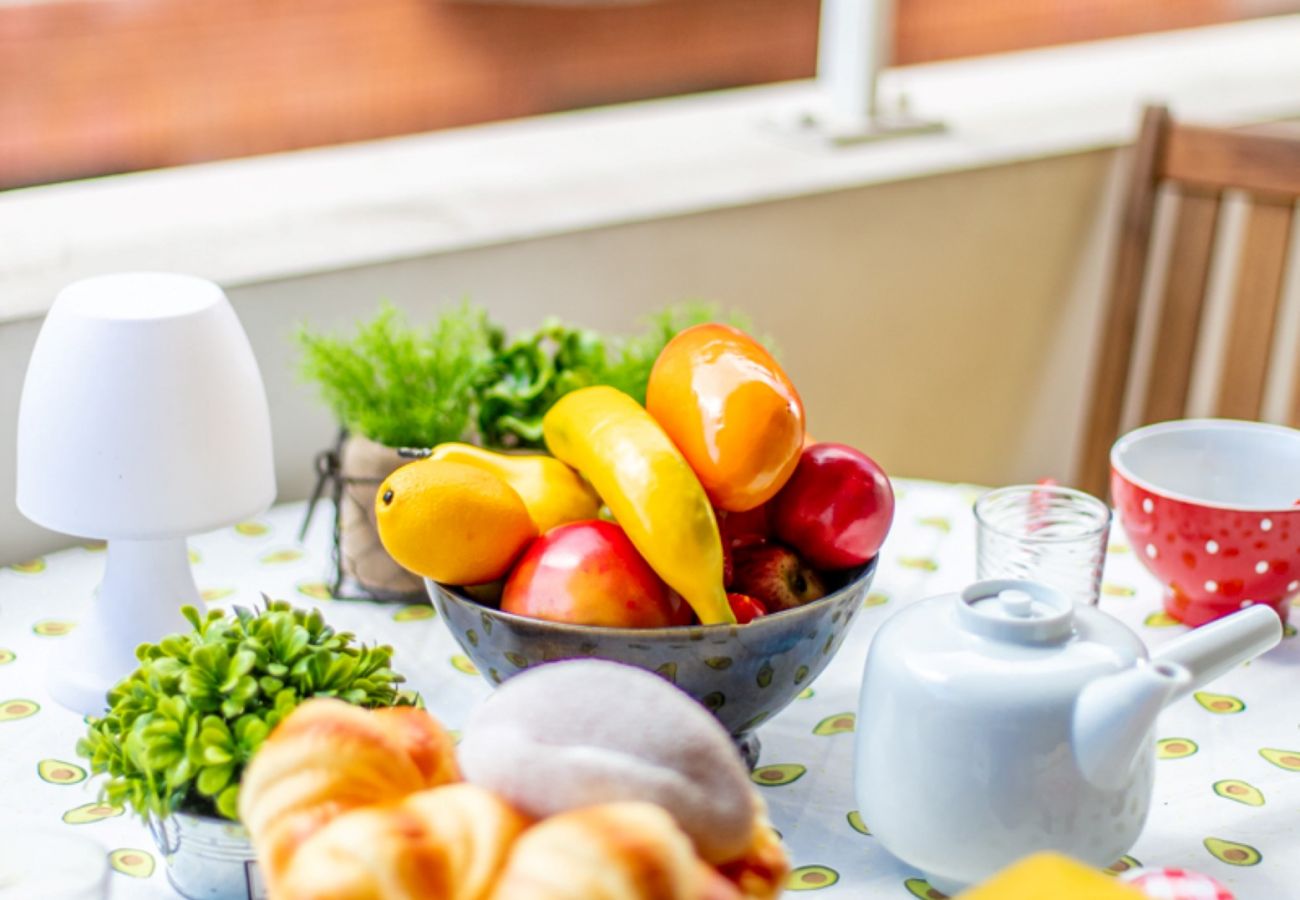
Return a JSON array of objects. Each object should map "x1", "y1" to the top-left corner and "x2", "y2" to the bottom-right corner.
[{"x1": 458, "y1": 659, "x2": 757, "y2": 863}]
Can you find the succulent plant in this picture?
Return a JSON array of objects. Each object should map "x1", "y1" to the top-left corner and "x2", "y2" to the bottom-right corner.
[{"x1": 78, "y1": 600, "x2": 412, "y2": 821}]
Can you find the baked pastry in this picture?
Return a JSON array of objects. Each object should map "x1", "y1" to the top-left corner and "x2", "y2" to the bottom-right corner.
[
  {"x1": 240, "y1": 665, "x2": 787, "y2": 900},
  {"x1": 488, "y1": 802, "x2": 713, "y2": 900},
  {"x1": 458, "y1": 659, "x2": 757, "y2": 863},
  {"x1": 239, "y1": 699, "x2": 459, "y2": 893},
  {"x1": 278, "y1": 783, "x2": 529, "y2": 900}
]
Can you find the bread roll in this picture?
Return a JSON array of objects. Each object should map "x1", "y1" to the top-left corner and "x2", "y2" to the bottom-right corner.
[
  {"x1": 279, "y1": 783, "x2": 529, "y2": 900},
  {"x1": 239, "y1": 699, "x2": 460, "y2": 894},
  {"x1": 458, "y1": 660, "x2": 756, "y2": 863},
  {"x1": 488, "y1": 802, "x2": 711, "y2": 900}
]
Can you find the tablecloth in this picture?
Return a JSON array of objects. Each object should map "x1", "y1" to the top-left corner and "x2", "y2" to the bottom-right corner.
[{"x1": 2, "y1": 480, "x2": 1297, "y2": 898}]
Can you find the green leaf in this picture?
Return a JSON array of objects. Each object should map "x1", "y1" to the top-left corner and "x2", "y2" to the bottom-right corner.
[{"x1": 196, "y1": 763, "x2": 234, "y2": 796}]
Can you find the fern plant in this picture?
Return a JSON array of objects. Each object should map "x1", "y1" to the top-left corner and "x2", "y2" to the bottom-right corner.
[{"x1": 297, "y1": 302, "x2": 498, "y2": 448}]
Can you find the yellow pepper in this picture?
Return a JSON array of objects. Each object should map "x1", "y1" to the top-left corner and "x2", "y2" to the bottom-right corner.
[
  {"x1": 543, "y1": 386, "x2": 735, "y2": 625},
  {"x1": 426, "y1": 443, "x2": 600, "y2": 534}
]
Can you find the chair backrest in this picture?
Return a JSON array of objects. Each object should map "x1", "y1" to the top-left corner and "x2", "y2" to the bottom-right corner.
[{"x1": 1076, "y1": 105, "x2": 1300, "y2": 498}]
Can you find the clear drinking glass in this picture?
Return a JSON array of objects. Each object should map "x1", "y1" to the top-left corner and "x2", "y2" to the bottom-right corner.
[{"x1": 974, "y1": 485, "x2": 1112, "y2": 606}]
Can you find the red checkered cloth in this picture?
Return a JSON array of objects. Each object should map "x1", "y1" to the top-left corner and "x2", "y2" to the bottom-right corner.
[{"x1": 1120, "y1": 867, "x2": 1235, "y2": 900}]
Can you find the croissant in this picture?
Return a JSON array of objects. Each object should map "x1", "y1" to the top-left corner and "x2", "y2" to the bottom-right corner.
[
  {"x1": 239, "y1": 699, "x2": 460, "y2": 894},
  {"x1": 278, "y1": 783, "x2": 530, "y2": 900},
  {"x1": 487, "y1": 802, "x2": 715, "y2": 900}
]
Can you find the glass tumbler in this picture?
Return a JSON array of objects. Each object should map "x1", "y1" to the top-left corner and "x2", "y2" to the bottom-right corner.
[{"x1": 974, "y1": 485, "x2": 1112, "y2": 606}]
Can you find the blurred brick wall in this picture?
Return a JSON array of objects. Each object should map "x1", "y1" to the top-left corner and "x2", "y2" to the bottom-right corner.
[{"x1": 1, "y1": 0, "x2": 1293, "y2": 188}]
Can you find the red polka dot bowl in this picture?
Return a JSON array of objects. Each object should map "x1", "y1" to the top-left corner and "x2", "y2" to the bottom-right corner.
[{"x1": 1111, "y1": 419, "x2": 1300, "y2": 626}]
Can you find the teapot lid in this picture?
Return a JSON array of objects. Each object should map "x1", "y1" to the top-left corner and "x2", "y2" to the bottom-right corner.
[{"x1": 956, "y1": 579, "x2": 1073, "y2": 645}]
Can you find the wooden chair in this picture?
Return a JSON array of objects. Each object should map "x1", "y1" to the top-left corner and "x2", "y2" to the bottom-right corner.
[{"x1": 1076, "y1": 105, "x2": 1300, "y2": 498}]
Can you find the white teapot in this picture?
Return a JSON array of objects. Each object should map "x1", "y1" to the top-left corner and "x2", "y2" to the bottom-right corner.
[{"x1": 854, "y1": 579, "x2": 1281, "y2": 894}]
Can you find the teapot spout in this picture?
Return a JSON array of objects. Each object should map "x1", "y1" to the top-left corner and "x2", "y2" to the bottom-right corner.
[
  {"x1": 1073, "y1": 660, "x2": 1190, "y2": 790},
  {"x1": 1151, "y1": 605, "x2": 1282, "y2": 704}
]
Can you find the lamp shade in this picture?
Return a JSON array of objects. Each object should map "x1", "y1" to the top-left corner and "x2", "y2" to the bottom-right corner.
[{"x1": 17, "y1": 273, "x2": 275, "y2": 539}]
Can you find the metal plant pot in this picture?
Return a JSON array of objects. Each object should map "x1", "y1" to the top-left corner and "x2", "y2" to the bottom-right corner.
[{"x1": 148, "y1": 812, "x2": 266, "y2": 900}]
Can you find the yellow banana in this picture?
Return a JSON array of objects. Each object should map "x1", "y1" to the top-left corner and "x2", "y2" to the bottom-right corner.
[
  {"x1": 426, "y1": 443, "x2": 599, "y2": 534},
  {"x1": 543, "y1": 386, "x2": 734, "y2": 625}
]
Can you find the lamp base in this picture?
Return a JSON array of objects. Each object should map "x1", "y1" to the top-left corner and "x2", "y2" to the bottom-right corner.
[{"x1": 47, "y1": 537, "x2": 203, "y2": 716}]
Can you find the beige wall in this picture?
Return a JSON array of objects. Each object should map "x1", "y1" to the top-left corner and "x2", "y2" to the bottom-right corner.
[{"x1": 0, "y1": 149, "x2": 1123, "y2": 563}]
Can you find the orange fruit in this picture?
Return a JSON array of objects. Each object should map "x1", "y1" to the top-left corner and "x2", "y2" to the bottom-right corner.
[{"x1": 375, "y1": 459, "x2": 537, "y2": 585}]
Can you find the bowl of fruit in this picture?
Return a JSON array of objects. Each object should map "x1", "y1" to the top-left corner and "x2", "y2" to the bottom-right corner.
[{"x1": 375, "y1": 324, "x2": 894, "y2": 764}]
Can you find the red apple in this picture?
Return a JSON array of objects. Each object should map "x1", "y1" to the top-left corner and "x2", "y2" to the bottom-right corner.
[
  {"x1": 730, "y1": 544, "x2": 826, "y2": 612},
  {"x1": 727, "y1": 592, "x2": 768, "y2": 624},
  {"x1": 772, "y1": 442, "x2": 894, "y2": 569},
  {"x1": 502, "y1": 521, "x2": 691, "y2": 628},
  {"x1": 716, "y1": 504, "x2": 772, "y2": 550}
]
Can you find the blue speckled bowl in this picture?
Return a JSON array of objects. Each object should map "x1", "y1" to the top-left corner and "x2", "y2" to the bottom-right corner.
[{"x1": 426, "y1": 558, "x2": 876, "y2": 766}]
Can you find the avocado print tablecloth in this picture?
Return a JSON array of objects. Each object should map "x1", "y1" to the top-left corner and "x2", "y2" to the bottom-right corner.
[{"x1": 2, "y1": 480, "x2": 1298, "y2": 898}]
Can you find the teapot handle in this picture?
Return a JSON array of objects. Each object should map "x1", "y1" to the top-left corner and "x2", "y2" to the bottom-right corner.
[{"x1": 1151, "y1": 605, "x2": 1282, "y2": 704}]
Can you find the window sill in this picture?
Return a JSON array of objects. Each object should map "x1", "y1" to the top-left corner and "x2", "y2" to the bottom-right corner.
[{"x1": 2, "y1": 15, "x2": 1299, "y2": 324}]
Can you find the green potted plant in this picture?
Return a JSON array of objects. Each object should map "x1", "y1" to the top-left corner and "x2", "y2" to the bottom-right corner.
[
  {"x1": 78, "y1": 601, "x2": 413, "y2": 900},
  {"x1": 297, "y1": 301, "x2": 755, "y2": 599},
  {"x1": 297, "y1": 303, "x2": 498, "y2": 599}
]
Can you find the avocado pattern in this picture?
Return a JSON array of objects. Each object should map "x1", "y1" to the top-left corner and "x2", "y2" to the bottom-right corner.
[
  {"x1": 392, "y1": 605, "x2": 434, "y2": 622},
  {"x1": 296, "y1": 581, "x2": 333, "y2": 600},
  {"x1": 846, "y1": 810, "x2": 870, "y2": 835},
  {"x1": 786, "y1": 865, "x2": 838, "y2": 890},
  {"x1": 812, "y1": 713, "x2": 855, "y2": 735},
  {"x1": 200, "y1": 587, "x2": 236, "y2": 602},
  {"x1": 1106, "y1": 855, "x2": 1141, "y2": 875},
  {"x1": 0, "y1": 699, "x2": 39, "y2": 721},
  {"x1": 1195, "y1": 691, "x2": 1245, "y2": 714},
  {"x1": 864, "y1": 592, "x2": 889, "y2": 607},
  {"x1": 9, "y1": 558, "x2": 46, "y2": 574},
  {"x1": 751, "y1": 764, "x2": 806, "y2": 787},
  {"x1": 904, "y1": 877, "x2": 949, "y2": 899},
  {"x1": 32, "y1": 620, "x2": 74, "y2": 637},
  {"x1": 756, "y1": 661, "x2": 774, "y2": 689},
  {"x1": 234, "y1": 521, "x2": 270, "y2": 537},
  {"x1": 38, "y1": 759, "x2": 87, "y2": 784},
  {"x1": 654, "y1": 662, "x2": 677, "y2": 684},
  {"x1": 797, "y1": 688, "x2": 815, "y2": 700},
  {"x1": 0, "y1": 649, "x2": 14, "y2": 665},
  {"x1": 1259, "y1": 748, "x2": 1300, "y2": 772},
  {"x1": 1102, "y1": 583, "x2": 1136, "y2": 597},
  {"x1": 898, "y1": 556, "x2": 938, "y2": 572},
  {"x1": 109, "y1": 848, "x2": 156, "y2": 878},
  {"x1": 1204, "y1": 837, "x2": 1261, "y2": 866},
  {"x1": 1144, "y1": 611, "x2": 1182, "y2": 628},
  {"x1": 259, "y1": 548, "x2": 303, "y2": 564},
  {"x1": 450, "y1": 655, "x2": 478, "y2": 676},
  {"x1": 1214, "y1": 779, "x2": 1264, "y2": 806},
  {"x1": 1157, "y1": 737, "x2": 1198, "y2": 759},
  {"x1": 917, "y1": 516, "x2": 951, "y2": 532},
  {"x1": 62, "y1": 802, "x2": 124, "y2": 824}
]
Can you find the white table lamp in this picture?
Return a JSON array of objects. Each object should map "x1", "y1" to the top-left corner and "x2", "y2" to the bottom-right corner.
[{"x1": 16, "y1": 273, "x2": 275, "y2": 715}]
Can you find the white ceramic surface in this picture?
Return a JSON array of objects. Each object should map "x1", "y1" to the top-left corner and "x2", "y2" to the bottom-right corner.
[
  {"x1": 1111, "y1": 418, "x2": 1300, "y2": 511},
  {"x1": 854, "y1": 578, "x2": 1282, "y2": 893},
  {"x1": 15, "y1": 273, "x2": 276, "y2": 714}
]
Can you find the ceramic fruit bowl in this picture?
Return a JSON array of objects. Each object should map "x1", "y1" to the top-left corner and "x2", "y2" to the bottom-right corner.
[
  {"x1": 427, "y1": 557, "x2": 876, "y2": 767},
  {"x1": 1111, "y1": 419, "x2": 1300, "y2": 626}
]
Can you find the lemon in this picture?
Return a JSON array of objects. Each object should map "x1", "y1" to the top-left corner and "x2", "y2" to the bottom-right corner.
[{"x1": 375, "y1": 459, "x2": 536, "y2": 584}]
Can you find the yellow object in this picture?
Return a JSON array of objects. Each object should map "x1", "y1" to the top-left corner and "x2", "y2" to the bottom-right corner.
[
  {"x1": 374, "y1": 459, "x2": 537, "y2": 585},
  {"x1": 956, "y1": 853, "x2": 1145, "y2": 900},
  {"x1": 543, "y1": 386, "x2": 735, "y2": 625},
  {"x1": 427, "y1": 443, "x2": 600, "y2": 533}
]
